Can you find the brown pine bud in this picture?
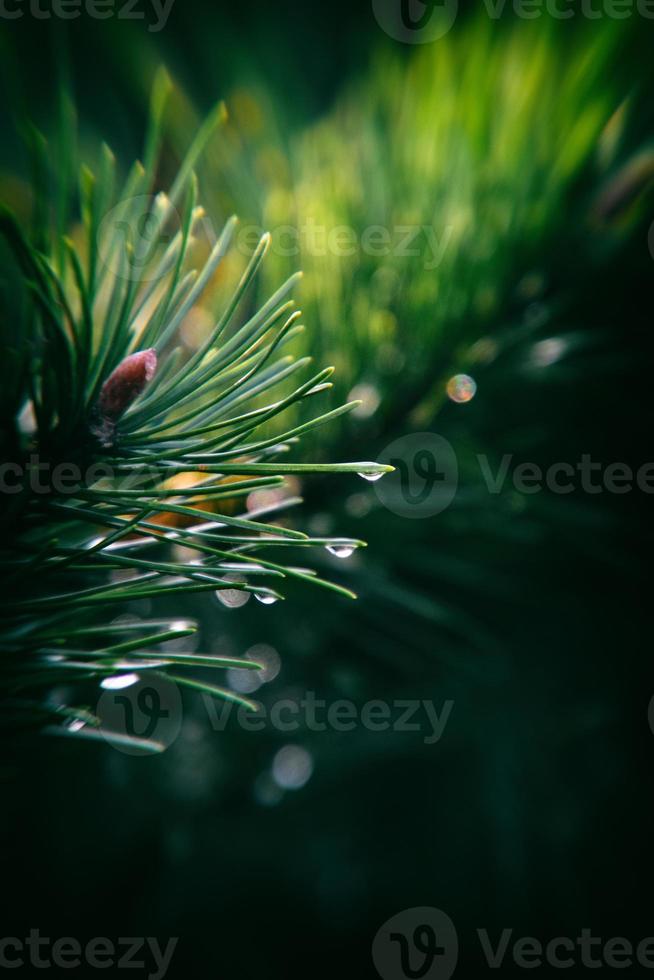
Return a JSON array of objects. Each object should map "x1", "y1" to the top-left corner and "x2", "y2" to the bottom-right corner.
[
  {"x1": 98, "y1": 349, "x2": 158, "y2": 420},
  {"x1": 91, "y1": 349, "x2": 157, "y2": 447}
]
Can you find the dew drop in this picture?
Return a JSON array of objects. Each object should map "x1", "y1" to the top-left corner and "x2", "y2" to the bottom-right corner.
[
  {"x1": 66, "y1": 719, "x2": 86, "y2": 733},
  {"x1": 348, "y1": 382, "x2": 381, "y2": 419},
  {"x1": 357, "y1": 471, "x2": 384, "y2": 483},
  {"x1": 531, "y1": 337, "x2": 567, "y2": 367},
  {"x1": 325, "y1": 544, "x2": 356, "y2": 559},
  {"x1": 169, "y1": 620, "x2": 195, "y2": 632},
  {"x1": 227, "y1": 667, "x2": 263, "y2": 695},
  {"x1": 216, "y1": 588, "x2": 251, "y2": 609},
  {"x1": 255, "y1": 593, "x2": 279, "y2": 606},
  {"x1": 272, "y1": 745, "x2": 313, "y2": 790},
  {"x1": 247, "y1": 644, "x2": 281, "y2": 682},
  {"x1": 446, "y1": 373, "x2": 477, "y2": 404},
  {"x1": 100, "y1": 673, "x2": 140, "y2": 690}
]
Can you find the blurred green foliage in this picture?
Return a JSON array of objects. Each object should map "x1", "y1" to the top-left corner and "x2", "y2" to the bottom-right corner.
[{"x1": 170, "y1": 18, "x2": 653, "y2": 452}]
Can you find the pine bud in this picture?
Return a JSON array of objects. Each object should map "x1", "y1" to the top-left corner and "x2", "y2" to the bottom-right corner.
[{"x1": 91, "y1": 349, "x2": 157, "y2": 447}]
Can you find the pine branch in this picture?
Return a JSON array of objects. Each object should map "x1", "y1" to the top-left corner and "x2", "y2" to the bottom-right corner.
[{"x1": 0, "y1": 74, "x2": 391, "y2": 750}]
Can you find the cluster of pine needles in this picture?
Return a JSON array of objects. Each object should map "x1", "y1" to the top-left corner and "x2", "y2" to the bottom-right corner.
[{"x1": 0, "y1": 72, "x2": 390, "y2": 750}]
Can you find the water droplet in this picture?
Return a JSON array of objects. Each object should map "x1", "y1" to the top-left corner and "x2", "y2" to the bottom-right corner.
[
  {"x1": 446, "y1": 373, "x2": 477, "y2": 404},
  {"x1": 357, "y1": 471, "x2": 384, "y2": 483},
  {"x1": 530, "y1": 337, "x2": 567, "y2": 367},
  {"x1": 255, "y1": 593, "x2": 279, "y2": 606},
  {"x1": 169, "y1": 620, "x2": 195, "y2": 632},
  {"x1": 272, "y1": 745, "x2": 314, "y2": 790},
  {"x1": 100, "y1": 673, "x2": 140, "y2": 690},
  {"x1": 348, "y1": 382, "x2": 381, "y2": 419},
  {"x1": 325, "y1": 544, "x2": 355, "y2": 559},
  {"x1": 246, "y1": 644, "x2": 281, "y2": 683},
  {"x1": 227, "y1": 667, "x2": 263, "y2": 695},
  {"x1": 216, "y1": 588, "x2": 251, "y2": 608},
  {"x1": 66, "y1": 718, "x2": 86, "y2": 733}
]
